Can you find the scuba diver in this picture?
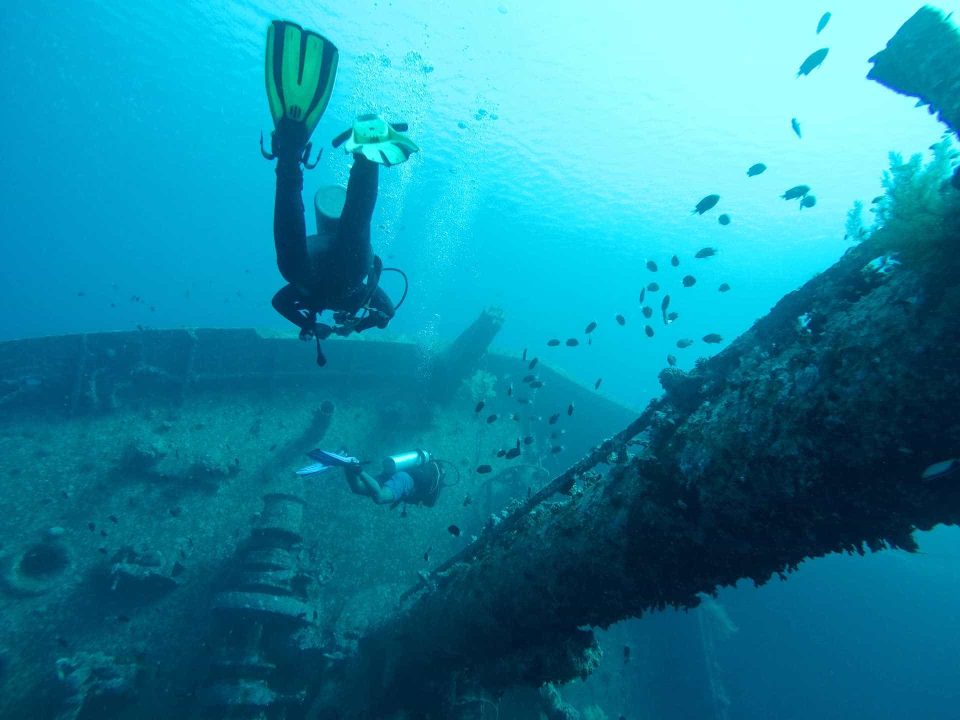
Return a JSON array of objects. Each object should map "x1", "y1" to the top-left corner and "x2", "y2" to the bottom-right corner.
[
  {"x1": 297, "y1": 448, "x2": 449, "y2": 508},
  {"x1": 261, "y1": 20, "x2": 419, "y2": 366}
]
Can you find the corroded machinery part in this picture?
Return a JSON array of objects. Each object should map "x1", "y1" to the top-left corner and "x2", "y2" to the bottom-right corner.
[
  {"x1": 868, "y1": 6, "x2": 960, "y2": 136},
  {"x1": 212, "y1": 591, "x2": 312, "y2": 627},
  {"x1": 204, "y1": 490, "x2": 317, "y2": 718},
  {"x1": 250, "y1": 493, "x2": 306, "y2": 548},
  {"x1": 0, "y1": 528, "x2": 72, "y2": 598}
]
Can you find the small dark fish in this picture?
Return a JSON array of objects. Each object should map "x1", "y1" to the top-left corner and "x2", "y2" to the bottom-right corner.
[
  {"x1": 100, "y1": 530, "x2": 107, "y2": 537},
  {"x1": 549, "y1": 413, "x2": 560, "y2": 425},
  {"x1": 585, "y1": 321, "x2": 597, "y2": 334},
  {"x1": 88, "y1": 522, "x2": 96, "y2": 532},
  {"x1": 798, "y1": 47, "x2": 829, "y2": 77},
  {"x1": 551, "y1": 445, "x2": 564, "y2": 454},
  {"x1": 677, "y1": 338, "x2": 694, "y2": 348},
  {"x1": 487, "y1": 414, "x2": 498, "y2": 424},
  {"x1": 642, "y1": 306, "x2": 652, "y2": 318},
  {"x1": 510, "y1": 413, "x2": 520, "y2": 421},
  {"x1": 566, "y1": 338, "x2": 579, "y2": 347},
  {"x1": 695, "y1": 247, "x2": 716, "y2": 259},
  {"x1": 522, "y1": 348, "x2": 528, "y2": 362},
  {"x1": 529, "y1": 357, "x2": 539, "y2": 370},
  {"x1": 594, "y1": 377, "x2": 602, "y2": 390},
  {"x1": 638, "y1": 288, "x2": 646, "y2": 304},
  {"x1": 516, "y1": 437, "x2": 521, "y2": 449},
  {"x1": 507, "y1": 384, "x2": 513, "y2": 397},
  {"x1": 117, "y1": 615, "x2": 131, "y2": 624},
  {"x1": 667, "y1": 311, "x2": 678, "y2": 321},
  {"x1": 647, "y1": 282, "x2": 660, "y2": 292},
  {"x1": 523, "y1": 435, "x2": 535, "y2": 445},
  {"x1": 567, "y1": 402, "x2": 574, "y2": 416},
  {"x1": 870, "y1": 195, "x2": 884, "y2": 204},
  {"x1": 646, "y1": 260, "x2": 658, "y2": 272},
  {"x1": 424, "y1": 547, "x2": 432, "y2": 561},
  {"x1": 693, "y1": 194, "x2": 720, "y2": 215},
  {"x1": 516, "y1": 397, "x2": 531, "y2": 404},
  {"x1": 718, "y1": 283, "x2": 731, "y2": 292},
  {"x1": 800, "y1": 195, "x2": 817, "y2": 209},
  {"x1": 667, "y1": 354, "x2": 677, "y2": 367},
  {"x1": 530, "y1": 380, "x2": 545, "y2": 389},
  {"x1": 682, "y1": 275, "x2": 697, "y2": 287},
  {"x1": 496, "y1": 449, "x2": 506, "y2": 458},
  {"x1": 522, "y1": 374, "x2": 536, "y2": 383},
  {"x1": 703, "y1": 333, "x2": 723, "y2": 344},
  {"x1": 475, "y1": 401, "x2": 485, "y2": 413},
  {"x1": 747, "y1": 163, "x2": 767, "y2": 176},
  {"x1": 661, "y1": 295, "x2": 670, "y2": 314},
  {"x1": 615, "y1": 314, "x2": 626, "y2": 326},
  {"x1": 816, "y1": 11, "x2": 831, "y2": 34},
  {"x1": 108, "y1": 515, "x2": 118, "y2": 524},
  {"x1": 718, "y1": 214, "x2": 731, "y2": 226},
  {"x1": 505, "y1": 447, "x2": 521, "y2": 460},
  {"x1": 448, "y1": 524, "x2": 461, "y2": 537},
  {"x1": 476, "y1": 464, "x2": 493, "y2": 474},
  {"x1": 671, "y1": 254, "x2": 679, "y2": 267},
  {"x1": 547, "y1": 338, "x2": 561, "y2": 347},
  {"x1": 644, "y1": 325, "x2": 654, "y2": 338},
  {"x1": 782, "y1": 185, "x2": 811, "y2": 200},
  {"x1": 623, "y1": 645, "x2": 631, "y2": 662},
  {"x1": 463, "y1": 495, "x2": 472, "y2": 507},
  {"x1": 98, "y1": 547, "x2": 108, "y2": 555},
  {"x1": 791, "y1": 117, "x2": 802, "y2": 138}
]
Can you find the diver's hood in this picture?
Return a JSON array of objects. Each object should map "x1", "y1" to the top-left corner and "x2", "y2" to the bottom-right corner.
[{"x1": 315, "y1": 185, "x2": 347, "y2": 232}]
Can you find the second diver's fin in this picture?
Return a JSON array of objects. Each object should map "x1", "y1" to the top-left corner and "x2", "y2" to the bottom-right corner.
[
  {"x1": 265, "y1": 20, "x2": 339, "y2": 143},
  {"x1": 333, "y1": 114, "x2": 419, "y2": 166}
]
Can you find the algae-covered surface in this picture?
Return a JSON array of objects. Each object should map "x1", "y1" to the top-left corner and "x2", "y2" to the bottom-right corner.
[{"x1": 0, "y1": 334, "x2": 632, "y2": 719}]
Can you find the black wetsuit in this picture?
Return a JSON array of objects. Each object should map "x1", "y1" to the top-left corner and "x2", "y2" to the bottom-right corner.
[{"x1": 271, "y1": 143, "x2": 395, "y2": 336}]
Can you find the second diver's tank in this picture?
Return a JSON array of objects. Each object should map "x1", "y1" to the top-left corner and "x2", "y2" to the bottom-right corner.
[{"x1": 382, "y1": 449, "x2": 431, "y2": 474}]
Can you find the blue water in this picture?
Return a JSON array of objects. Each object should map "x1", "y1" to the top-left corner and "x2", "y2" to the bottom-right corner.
[{"x1": 2, "y1": 1, "x2": 959, "y2": 718}]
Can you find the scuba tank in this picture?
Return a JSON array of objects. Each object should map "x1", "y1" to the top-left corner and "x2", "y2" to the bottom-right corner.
[{"x1": 383, "y1": 449, "x2": 431, "y2": 474}]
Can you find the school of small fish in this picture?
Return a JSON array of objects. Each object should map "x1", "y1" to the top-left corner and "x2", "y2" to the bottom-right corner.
[{"x1": 467, "y1": 11, "x2": 842, "y2": 481}]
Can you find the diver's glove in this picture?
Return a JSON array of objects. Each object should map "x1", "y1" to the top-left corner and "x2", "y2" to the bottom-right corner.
[{"x1": 299, "y1": 323, "x2": 334, "y2": 341}]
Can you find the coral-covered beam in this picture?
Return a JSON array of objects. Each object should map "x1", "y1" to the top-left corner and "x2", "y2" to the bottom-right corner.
[{"x1": 308, "y1": 186, "x2": 960, "y2": 717}]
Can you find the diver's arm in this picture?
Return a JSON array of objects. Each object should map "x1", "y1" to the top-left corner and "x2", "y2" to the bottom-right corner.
[
  {"x1": 348, "y1": 287, "x2": 395, "y2": 334},
  {"x1": 272, "y1": 284, "x2": 314, "y2": 332},
  {"x1": 349, "y1": 467, "x2": 395, "y2": 505},
  {"x1": 336, "y1": 155, "x2": 379, "y2": 247}
]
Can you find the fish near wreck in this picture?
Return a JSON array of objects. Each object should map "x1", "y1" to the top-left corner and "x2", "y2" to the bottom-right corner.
[
  {"x1": 782, "y1": 185, "x2": 811, "y2": 200},
  {"x1": 798, "y1": 48, "x2": 829, "y2": 77},
  {"x1": 816, "y1": 11, "x2": 831, "y2": 34},
  {"x1": 693, "y1": 194, "x2": 720, "y2": 215}
]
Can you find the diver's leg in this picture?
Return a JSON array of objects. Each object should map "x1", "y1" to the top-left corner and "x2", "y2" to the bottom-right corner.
[
  {"x1": 271, "y1": 119, "x2": 314, "y2": 285},
  {"x1": 273, "y1": 157, "x2": 310, "y2": 285},
  {"x1": 349, "y1": 468, "x2": 395, "y2": 505},
  {"x1": 334, "y1": 155, "x2": 378, "y2": 278}
]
